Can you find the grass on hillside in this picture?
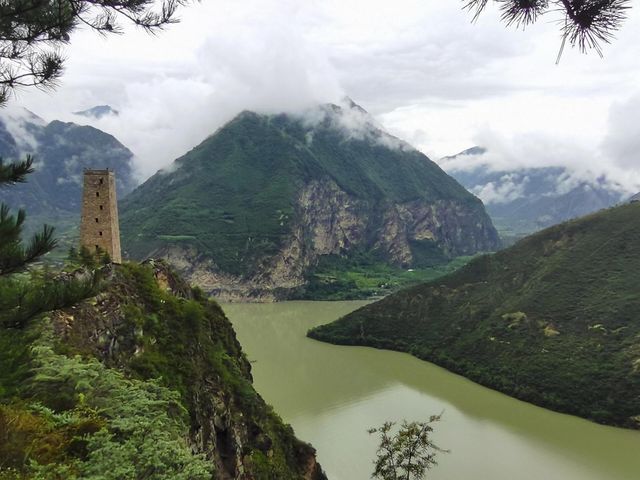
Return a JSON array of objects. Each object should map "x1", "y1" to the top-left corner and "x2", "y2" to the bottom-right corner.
[
  {"x1": 297, "y1": 255, "x2": 475, "y2": 300},
  {"x1": 0, "y1": 262, "x2": 322, "y2": 479}
]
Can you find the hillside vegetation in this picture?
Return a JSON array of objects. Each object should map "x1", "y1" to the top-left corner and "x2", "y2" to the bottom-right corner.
[
  {"x1": 309, "y1": 203, "x2": 640, "y2": 428},
  {"x1": 296, "y1": 253, "x2": 475, "y2": 300},
  {"x1": 121, "y1": 109, "x2": 483, "y2": 274},
  {"x1": 0, "y1": 261, "x2": 325, "y2": 479}
]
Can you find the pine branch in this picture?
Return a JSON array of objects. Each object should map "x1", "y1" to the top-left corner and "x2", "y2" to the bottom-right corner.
[
  {"x1": 0, "y1": 0, "x2": 191, "y2": 105},
  {"x1": 0, "y1": 203, "x2": 57, "y2": 276},
  {"x1": 462, "y1": 0, "x2": 631, "y2": 58},
  {"x1": 0, "y1": 155, "x2": 35, "y2": 185}
]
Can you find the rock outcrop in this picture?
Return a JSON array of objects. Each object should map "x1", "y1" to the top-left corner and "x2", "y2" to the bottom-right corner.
[
  {"x1": 50, "y1": 261, "x2": 326, "y2": 478},
  {"x1": 148, "y1": 178, "x2": 498, "y2": 301},
  {"x1": 121, "y1": 102, "x2": 500, "y2": 301}
]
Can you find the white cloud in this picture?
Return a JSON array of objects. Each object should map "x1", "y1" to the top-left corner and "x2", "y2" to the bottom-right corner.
[
  {"x1": 6, "y1": 0, "x2": 640, "y2": 191},
  {"x1": 602, "y1": 94, "x2": 640, "y2": 172},
  {"x1": 473, "y1": 174, "x2": 528, "y2": 205},
  {"x1": 0, "y1": 106, "x2": 45, "y2": 156},
  {"x1": 296, "y1": 99, "x2": 414, "y2": 152}
]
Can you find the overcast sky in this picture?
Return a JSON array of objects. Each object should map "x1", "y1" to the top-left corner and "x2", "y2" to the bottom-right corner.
[{"x1": 11, "y1": 0, "x2": 640, "y2": 191}]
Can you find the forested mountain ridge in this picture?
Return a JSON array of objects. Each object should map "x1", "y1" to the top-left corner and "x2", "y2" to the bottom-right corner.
[
  {"x1": 120, "y1": 102, "x2": 500, "y2": 301},
  {"x1": 0, "y1": 260, "x2": 326, "y2": 479},
  {"x1": 309, "y1": 203, "x2": 640, "y2": 429}
]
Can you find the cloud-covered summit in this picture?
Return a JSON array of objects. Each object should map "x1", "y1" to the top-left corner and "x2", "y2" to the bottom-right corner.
[{"x1": 444, "y1": 147, "x2": 627, "y2": 235}]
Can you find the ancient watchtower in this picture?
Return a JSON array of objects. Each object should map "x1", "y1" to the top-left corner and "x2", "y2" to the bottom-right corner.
[{"x1": 80, "y1": 169, "x2": 122, "y2": 263}]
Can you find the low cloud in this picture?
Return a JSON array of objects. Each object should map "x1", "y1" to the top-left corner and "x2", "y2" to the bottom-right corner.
[
  {"x1": 602, "y1": 94, "x2": 640, "y2": 172},
  {"x1": 297, "y1": 99, "x2": 415, "y2": 152},
  {"x1": 472, "y1": 174, "x2": 528, "y2": 205},
  {"x1": 0, "y1": 106, "x2": 44, "y2": 158},
  {"x1": 7, "y1": 0, "x2": 640, "y2": 193},
  {"x1": 438, "y1": 104, "x2": 640, "y2": 196}
]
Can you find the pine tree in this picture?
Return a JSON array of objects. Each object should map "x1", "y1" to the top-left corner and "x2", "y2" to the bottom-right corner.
[
  {"x1": 369, "y1": 415, "x2": 447, "y2": 480},
  {"x1": 0, "y1": 156, "x2": 56, "y2": 275},
  {"x1": 0, "y1": 0, "x2": 188, "y2": 106},
  {"x1": 464, "y1": 0, "x2": 631, "y2": 60}
]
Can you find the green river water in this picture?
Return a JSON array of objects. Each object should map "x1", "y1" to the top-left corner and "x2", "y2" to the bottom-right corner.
[{"x1": 224, "y1": 301, "x2": 640, "y2": 480}]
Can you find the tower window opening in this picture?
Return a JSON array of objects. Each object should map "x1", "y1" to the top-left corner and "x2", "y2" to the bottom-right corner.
[
  {"x1": 99, "y1": 231, "x2": 103, "y2": 236},
  {"x1": 99, "y1": 205, "x2": 103, "y2": 210},
  {"x1": 99, "y1": 178, "x2": 104, "y2": 185},
  {"x1": 95, "y1": 218, "x2": 99, "y2": 223},
  {"x1": 95, "y1": 245, "x2": 99, "y2": 251},
  {"x1": 96, "y1": 192, "x2": 100, "y2": 197}
]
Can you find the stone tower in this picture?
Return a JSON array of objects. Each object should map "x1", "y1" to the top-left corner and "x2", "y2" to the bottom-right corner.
[{"x1": 80, "y1": 169, "x2": 122, "y2": 263}]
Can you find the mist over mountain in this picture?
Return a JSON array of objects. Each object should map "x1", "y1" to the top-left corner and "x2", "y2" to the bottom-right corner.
[
  {"x1": 120, "y1": 101, "x2": 499, "y2": 300},
  {"x1": 0, "y1": 108, "x2": 136, "y2": 229},
  {"x1": 442, "y1": 147, "x2": 627, "y2": 237}
]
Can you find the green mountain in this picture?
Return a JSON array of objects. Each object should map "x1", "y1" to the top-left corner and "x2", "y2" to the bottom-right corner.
[
  {"x1": 120, "y1": 102, "x2": 500, "y2": 300},
  {"x1": 443, "y1": 147, "x2": 626, "y2": 241},
  {"x1": 309, "y1": 203, "x2": 640, "y2": 429},
  {"x1": 0, "y1": 261, "x2": 326, "y2": 479}
]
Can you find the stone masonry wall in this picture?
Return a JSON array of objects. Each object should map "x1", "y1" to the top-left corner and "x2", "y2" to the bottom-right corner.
[{"x1": 80, "y1": 170, "x2": 122, "y2": 263}]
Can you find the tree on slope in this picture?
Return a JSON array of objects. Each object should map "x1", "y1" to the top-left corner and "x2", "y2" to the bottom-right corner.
[
  {"x1": 0, "y1": 0, "x2": 188, "y2": 106},
  {"x1": 464, "y1": 0, "x2": 631, "y2": 59}
]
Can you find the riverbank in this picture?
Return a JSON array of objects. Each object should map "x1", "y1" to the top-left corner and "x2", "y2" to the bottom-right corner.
[{"x1": 226, "y1": 301, "x2": 640, "y2": 480}]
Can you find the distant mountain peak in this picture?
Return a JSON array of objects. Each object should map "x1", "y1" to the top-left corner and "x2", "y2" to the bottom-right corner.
[
  {"x1": 439, "y1": 146, "x2": 489, "y2": 172},
  {"x1": 2, "y1": 105, "x2": 46, "y2": 126},
  {"x1": 442, "y1": 146, "x2": 626, "y2": 236},
  {"x1": 0, "y1": 107, "x2": 137, "y2": 222},
  {"x1": 73, "y1": 105, "x2": 119, "y2": 119},
  {"x1": 457, "y1": 146, "x2": 487, "y2": 157},
  {"x1": 340, "y1": 96, "x2": 369, "y2": 114}
]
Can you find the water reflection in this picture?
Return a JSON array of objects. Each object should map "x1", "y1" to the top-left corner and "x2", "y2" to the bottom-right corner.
[{"x1": 225, "y1": 301, "x2": 640, "y2": 480}]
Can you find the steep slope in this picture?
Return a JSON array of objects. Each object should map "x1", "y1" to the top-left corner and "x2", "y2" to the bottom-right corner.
[
  {"x1": 0, "y1": 261, "x2": 326, "y2": 479},
  {"x1": 309, "y1": 203, "x2": 640, "y2": 428},
  {"x1": 443, "y1": 147, "x2": 625, "y2": 238},
  {"x1": 0, "y1": 108, "x2": 136, "y2": 226},
  {"x1": 120, "y1": 102, "x2": 499, "y2": 300}
]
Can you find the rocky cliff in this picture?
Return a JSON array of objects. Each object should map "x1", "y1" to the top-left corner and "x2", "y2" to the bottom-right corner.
[
  {"x1": 153, "y1": 178, "x2": 498, "y2": 301},
  {"x1": 0, "y1": 261, "x2": 326, "y2": 479},
  {"x1": 121, "y1": 101, "x2": 499, "y2": 301}
]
